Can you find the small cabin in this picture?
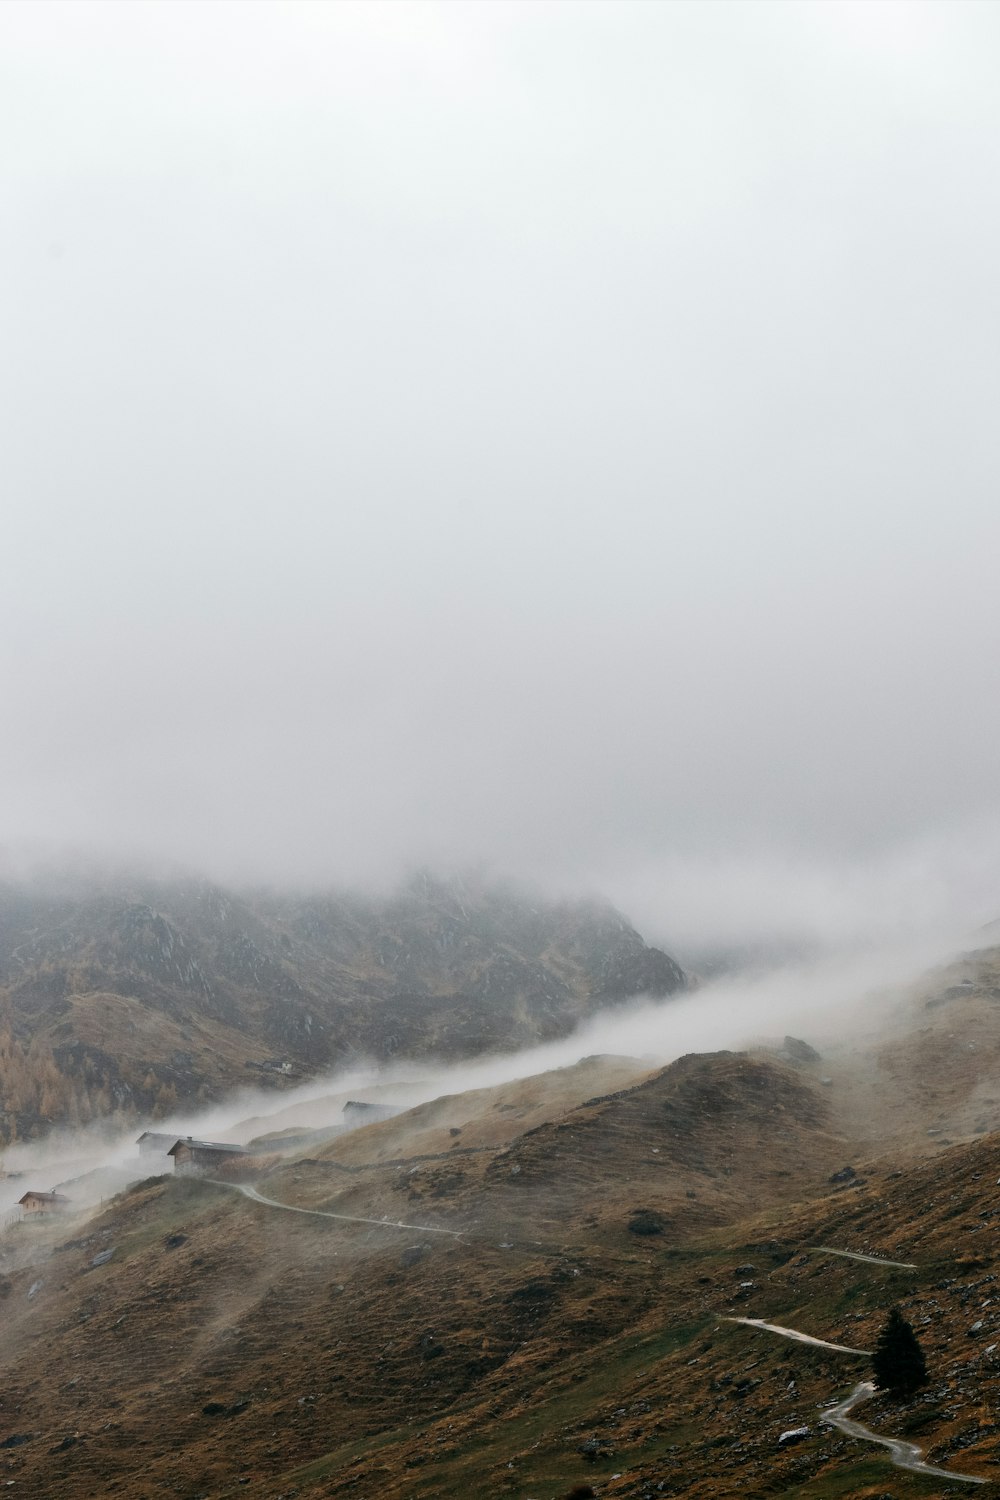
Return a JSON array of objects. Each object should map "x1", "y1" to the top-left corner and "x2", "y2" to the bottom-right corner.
[
  {"x1": 18, "y1": 1191, "x2": 70, "y2": 1215},
  {"x1": 167, "y1": 1138, "x2": 250, "y2": 1175},
  {"x1": 136, "y1": 1131, "x2": 179, "y2": 1156}
]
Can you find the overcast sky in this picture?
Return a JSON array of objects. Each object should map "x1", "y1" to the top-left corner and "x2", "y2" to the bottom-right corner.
[{"x1": 2, "y1": 0, "x2": 1000, "y2": 947}]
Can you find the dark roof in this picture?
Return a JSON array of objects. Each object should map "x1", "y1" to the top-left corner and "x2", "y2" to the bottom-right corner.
[
  {"x1": 136, "y1": 1131, "x2": 178, "y2": 1147},
  {"x1": 166, "y1": 1138, "x2": 248, "y2": 1157},
  {"x1": 18, "y1": 1191, "x2": 70, "y2": 1205}
]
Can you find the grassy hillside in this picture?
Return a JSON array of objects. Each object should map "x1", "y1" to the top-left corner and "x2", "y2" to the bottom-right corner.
[
  {"x1": 4, "y1": 1034, "x2": 1000, "y2": 1498},
  {"x1": 5, "y1": 946, "x2": 1000, "y2": 1497}
]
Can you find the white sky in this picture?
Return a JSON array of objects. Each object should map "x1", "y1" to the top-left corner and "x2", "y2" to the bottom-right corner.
[{"x1": 2, "y1": 0, "x2": 1000, "y2": 947}]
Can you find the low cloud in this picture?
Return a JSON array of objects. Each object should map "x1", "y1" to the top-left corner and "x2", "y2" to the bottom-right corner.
[
  {"x1": 1, "y1": 1, "x2": 999, "y2": 923},
  {"x1": 0, "y1": 924, "x2": 968, "y2": 1217}
]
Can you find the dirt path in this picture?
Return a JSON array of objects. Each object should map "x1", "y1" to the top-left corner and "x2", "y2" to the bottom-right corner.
[
  {"x1": 822, "y1": 1381, "x2": 986, "y2": 1485},
  {"x1": 815, "y1": 1245, "x2": 917, "y2": 1271},
  {"x1": 208, "y1": 1180, "x2": 465, "y2": 1237},
  {"x1": 730, "y1": 1318, "x2": 985, "y2": 1484},
  {"x1": 725, "y1": 1316, "x2": 871, "y2": 1356}
]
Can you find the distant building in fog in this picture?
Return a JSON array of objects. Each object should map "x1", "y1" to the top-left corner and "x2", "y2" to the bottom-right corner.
[{"x1": 136, "y1": 1131, "x2": 179, "y2": 1155}]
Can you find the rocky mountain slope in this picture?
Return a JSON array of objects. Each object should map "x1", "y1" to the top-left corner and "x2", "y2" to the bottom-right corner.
[
  {"x1": 0, "y1": 870, "x2": 685, "y2": 1142},
  {"x1": 7, "y1": 1013, "x2": 1000, "y2": 1499},
  {"x1": 0, "y1": 1047, "x2": 839, "y2": 1499},
  {"x1": 6, "y1": 937, "x2": 1000, "y2": 1497}
]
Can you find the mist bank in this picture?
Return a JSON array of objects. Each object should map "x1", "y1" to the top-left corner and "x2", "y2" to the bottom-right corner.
[
  {"x1": 4, "y1": 813, "x2": 1000, "y2": 965},
  {"x1": 0, "y1": 922, "x2": 978, "y2": 1217}
]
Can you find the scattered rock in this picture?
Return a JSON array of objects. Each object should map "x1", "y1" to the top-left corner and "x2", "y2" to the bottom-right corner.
[
  {"x1": 577, "y1": 1436, "x2": 614, "y2": 1461},
  {"x1": 783, "y1": 1036, "x2": 821, "y2": 1063}
]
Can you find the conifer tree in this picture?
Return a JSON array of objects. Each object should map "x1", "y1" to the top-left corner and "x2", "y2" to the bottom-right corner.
[{"x1": 872, "y1": 1306, "x2": 928, "y2": 1395}]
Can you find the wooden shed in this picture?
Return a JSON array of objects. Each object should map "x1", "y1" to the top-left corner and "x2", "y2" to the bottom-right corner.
[
  {"x1": 18, "y1": 1191, "x2": 70, "y2": 1215},
  {"x1": 167, "y1": 1138, "x2": 250, "y2": 1175}
]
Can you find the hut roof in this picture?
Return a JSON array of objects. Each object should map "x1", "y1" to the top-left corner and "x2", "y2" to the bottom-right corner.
[
  {"x1": 166, "y1": 1138, "x2": 248, "y2": 1157},
  {"x1": 18, "y1": 1191, "x2": 70, "y2": 1206}
]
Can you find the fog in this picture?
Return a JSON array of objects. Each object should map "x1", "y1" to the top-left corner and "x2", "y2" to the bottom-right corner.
[
  {"x1": 3, "y1": 1, "x2": 1000, "y2": 947},
  {"x1": 0, "y1": 921, "x2": 968, "y2": 1218}
]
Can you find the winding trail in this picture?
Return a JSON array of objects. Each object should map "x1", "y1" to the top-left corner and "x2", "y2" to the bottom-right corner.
[
  {"x1": 725, "y1": 1317, "x2": 870, "y2": 1357},
  {"x1": 203, "y1": 1181, "x2": 985, "y2": 1484},
  {"x1": 815, "y1": 1246, "x2": 917, "y2": 1271},
  {"x1": 729, "y1": 1317, "x2": 986, "y2": 1485},
  {"x1": 207, "y1": 1180, "x2": 465, "y2": 1237},
  {"x1": 822, "y1": 1382, "x2": 986, "y2": 1485}
]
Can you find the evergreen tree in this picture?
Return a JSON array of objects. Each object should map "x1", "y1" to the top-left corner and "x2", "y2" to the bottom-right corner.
[{"x1": 872, "y1": 1306, "x2": 928, "y2": 1395}]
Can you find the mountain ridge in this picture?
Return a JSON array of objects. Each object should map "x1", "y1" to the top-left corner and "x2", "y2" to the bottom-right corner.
[{"x1": 0, "y1": 870, "x2": 685, "y2": 1142}]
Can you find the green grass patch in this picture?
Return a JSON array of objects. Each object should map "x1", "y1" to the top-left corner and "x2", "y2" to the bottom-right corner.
[
  {"x1": 283, "y1": 1314, "x2": 711, "y2": 1495},
  {"x1": 777, "y1": 1453, "x2": 957, "y2": 1496},
  {"x1": 87, "y1": 1176, "x2": 241, "y2": 1265}
]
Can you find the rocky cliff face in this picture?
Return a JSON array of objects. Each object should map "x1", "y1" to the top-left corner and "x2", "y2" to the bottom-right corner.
[{"x1": 0, "y1": 870, "x2": 685, "y2": 1139}]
